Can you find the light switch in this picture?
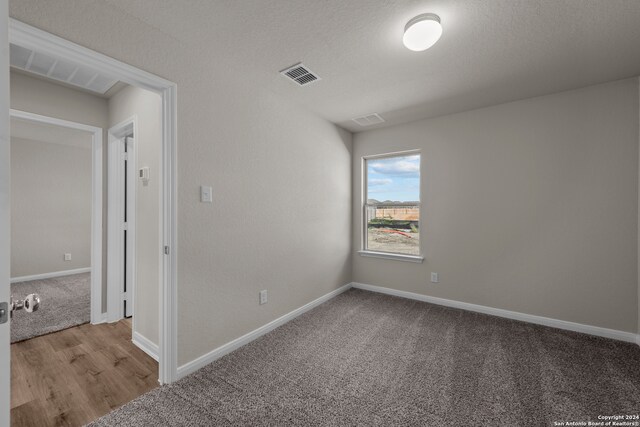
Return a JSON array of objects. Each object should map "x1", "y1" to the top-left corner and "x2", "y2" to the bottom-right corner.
[{"x1": 200, "y1": 186, "x2": 213, "y2": 203}]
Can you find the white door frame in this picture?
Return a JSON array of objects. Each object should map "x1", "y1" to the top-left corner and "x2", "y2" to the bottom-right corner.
[
  {"x1": 1, "y1": 2, "x2": 11, "y2": 425},
  {"x1": 9, "y1": 109, "x2": 104, "y2": 325},
  {"x1": 8, "y1": 19, "x2": 179, "y2": 384},
  {"x1": 107, "y1": 117, "x2": 137, "y2": 324}
]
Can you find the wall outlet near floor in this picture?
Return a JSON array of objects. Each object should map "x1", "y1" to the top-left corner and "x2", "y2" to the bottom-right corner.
[
  {"x1": 430, "y1": 272, "x2": 439, "y2": 283},
  {"x1": 64, "y1": 253, "x2": 72, "y2": 261},
  {"x1": 259, "y1": 290, "x2": 268, "y2": 305}
]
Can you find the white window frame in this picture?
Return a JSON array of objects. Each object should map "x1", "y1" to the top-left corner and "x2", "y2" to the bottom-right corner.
[{"x1": 359, "y1": 150, "x2": 424, "y2": 263}]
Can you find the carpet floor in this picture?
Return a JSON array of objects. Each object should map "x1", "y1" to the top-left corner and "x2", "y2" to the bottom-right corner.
[
  {"x1": 91, "y1": 289, "x2": 640, "y2": 426},
  {"x1": 10, "y1": 272, "x2": 90, "y2": 343}
]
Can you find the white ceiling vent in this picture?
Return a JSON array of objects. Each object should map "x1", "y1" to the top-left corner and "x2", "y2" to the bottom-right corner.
[
  {"x1": 10, "y1": 43, "x2": 119, "y2": 95},
  {"x1": 352, "y1": 113, "x2": 385, "y2": 127},
  {"x1": 280, "y1": 63, "x2": 320, "y2": 86}
]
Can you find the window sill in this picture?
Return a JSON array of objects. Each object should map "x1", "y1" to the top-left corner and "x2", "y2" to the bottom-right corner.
[{"x1": 358, "y1": 250, "x2": 424, "y2": 263}]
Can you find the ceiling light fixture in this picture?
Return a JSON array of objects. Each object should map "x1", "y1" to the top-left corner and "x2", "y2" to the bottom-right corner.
[{"x1": 403, "y1": 13, "x2": 442, "y2": 51}]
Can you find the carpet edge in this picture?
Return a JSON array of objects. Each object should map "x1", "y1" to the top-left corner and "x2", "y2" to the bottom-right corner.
[{"x1": 352, "y1": 282, "x2": 638, "y2": 344}]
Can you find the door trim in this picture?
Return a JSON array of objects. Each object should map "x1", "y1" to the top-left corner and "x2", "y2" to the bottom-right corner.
[
  {"x1": 107, "y1": 118, "x2": 136, "y2": 324},
  {"x1": 9, "y1": 109, "x2": 103, "y2": 325},
  {"x1": 9, "y1": 18, "x2": 179, "y2": 384},
  {"x1": 1, "y1": 3, "x2": 10, "y2": 424}
]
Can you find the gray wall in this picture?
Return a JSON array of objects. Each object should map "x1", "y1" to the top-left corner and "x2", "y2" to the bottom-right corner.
[
  {"x1": 9, "y1": 1, "x2": 354, "y2": 366},
  {"x1": 108, "y1": 85, "x2": 162, "y2": 346},
  {"x1": 10, "y1": 71, "x2": 109, "y2": 309},
  {"x1": 353, "y1": 78, "x2": 639, "y2": 334},
  {"x1": 11, "y1": 136, "x2": 92, "y2": 277}
]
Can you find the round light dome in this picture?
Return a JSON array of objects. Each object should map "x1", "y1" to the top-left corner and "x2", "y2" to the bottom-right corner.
[{"x1": 403, "y1": 13, "x2": 442, "y2": 52}]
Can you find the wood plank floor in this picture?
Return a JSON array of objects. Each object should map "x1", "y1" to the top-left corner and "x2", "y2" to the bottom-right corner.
[{"x1": 11, "y1": 319, "x2": 159, "y2": 426}]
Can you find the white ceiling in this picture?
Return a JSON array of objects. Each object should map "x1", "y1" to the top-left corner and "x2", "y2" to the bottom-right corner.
[
  {"x1": 11, "y1": 117, "x2": 93, "y2": 148},
  {"x1": 102, "y1": 0, "x2": 640, "y2": 132}
]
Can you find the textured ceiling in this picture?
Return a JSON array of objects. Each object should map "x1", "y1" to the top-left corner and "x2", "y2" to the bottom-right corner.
[{"x1": 33, "y1": 0, "x2": 640, "y2": 131}]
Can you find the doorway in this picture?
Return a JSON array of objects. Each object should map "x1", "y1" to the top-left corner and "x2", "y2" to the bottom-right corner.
[
  {"x1": 108, "y1": 121, "x2": 136, "y2": 324},
  {"x1": 9, "y1": 110, "x2": 103, "y2": 328},
  {"x1": 0, "y1": 15, "x2": 178, "y2": 427},
  {"x1": 6, "y1": 16, "x2": 178, "y2": 385}
]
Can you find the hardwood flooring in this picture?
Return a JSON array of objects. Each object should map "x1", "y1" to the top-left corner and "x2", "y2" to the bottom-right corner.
[{"x1": 11, "y1": 320, "x2": 158, "y2": 426}]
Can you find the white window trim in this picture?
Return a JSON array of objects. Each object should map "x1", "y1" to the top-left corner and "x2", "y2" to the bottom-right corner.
[
  {"x1": 358, "y1": 250, "x2": 424, "y2": 263},
  {"x1": 361, "y1": 149, "x2": 423, "y2": 261}
]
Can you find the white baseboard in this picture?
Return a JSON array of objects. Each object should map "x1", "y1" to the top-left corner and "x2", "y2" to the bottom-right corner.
[
  {"x1": 352, "y1": 282, "x2": 639, "y2": 344},
  {"x1": 177, "y1": 283, "x2": 352, "y2": 379},
  {"x1": 132, "y1": 331, "x2": 159, "y2": 362},
  {"x1": 176, "y1": 280, "x2": 639, "y2": 379},
  {"x1": 10, "y1": 267, "x2": 91, "y2": 283}
]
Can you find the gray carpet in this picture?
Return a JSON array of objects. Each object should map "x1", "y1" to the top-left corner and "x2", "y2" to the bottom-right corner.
[
  {"x1": 91, "y1": 289, "x2": 640, "y2": 426},
  {"x1": 10, "y1": 272, "x2": 91, "y2": 343}
]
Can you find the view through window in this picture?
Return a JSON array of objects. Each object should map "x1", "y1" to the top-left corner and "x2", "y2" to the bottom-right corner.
[{"x1": 364, "y1": 153, "x2": 421, "y2": 256}]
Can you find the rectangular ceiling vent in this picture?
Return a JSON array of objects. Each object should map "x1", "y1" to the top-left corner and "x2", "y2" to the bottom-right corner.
[
  {"x1": 352, "y1": 113, "x2": 385, "y2": 127},
  {"x1": 280, "y1": 63, "x2": 320, "y2": 86},
  {"x1": 10, "y1": 43, "x2": 119, "y2": 95}
]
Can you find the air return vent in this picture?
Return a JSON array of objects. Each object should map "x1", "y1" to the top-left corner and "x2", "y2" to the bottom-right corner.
[
  {"x1": 10, "y1": 43, "x2": 119, "y2": 95},
  {"x1": 352, "y1": 113, "x2": 385, "y2": 127},
  {"x1": 280, "y1": 63, "x2": 320, "y2": 86}
]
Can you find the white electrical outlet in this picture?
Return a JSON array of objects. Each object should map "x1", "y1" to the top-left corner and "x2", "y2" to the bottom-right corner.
[
  {"x1": 430, "y1": 272, "x2": 439, "y2": 283},
  {"x1": 64, "y1": 253, "x2": 72, "y2": 261},
  {"x1": 259, "y1": 290, "x2": 268, "y2": 305}
]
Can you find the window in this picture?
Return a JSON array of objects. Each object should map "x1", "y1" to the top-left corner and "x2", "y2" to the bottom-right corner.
[{"x1": 362, "y1": 152, "x2": 422, "y2": 260}]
